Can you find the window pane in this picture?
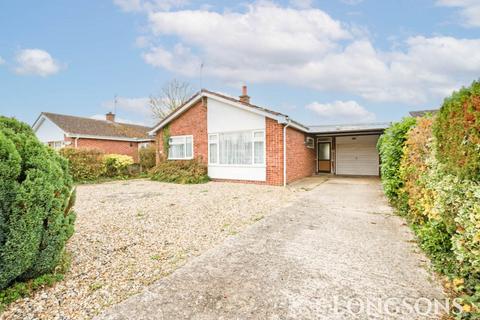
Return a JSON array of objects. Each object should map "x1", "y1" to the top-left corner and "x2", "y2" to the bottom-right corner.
[
  {"x1": 219, "y1": 131, "x2": 252, "y2": 165},
  {"x1": 169, "y1": 143, "x2": 185, "y2": 159},
  {"x1": 169, "y1": 137, "x2": 183, "y2": 144},
  {"x1": 208, "y1": 134, "x2": 218, "y2": 143},
  {"x1": 253, "y1": 131, "x2": 264, "y2": 140},
  {"x1": 209, "y1": 143, "x2": 217, "y2": 163},
  {"x1": 185, "y1": 137, "x2": 193, "y2": 158},
  {"x1": 318, "y1": 143, "x2": 330, "y2": 160},
  {"x1": 254, "y1": 141, "x2": 264, "y2": 164}
]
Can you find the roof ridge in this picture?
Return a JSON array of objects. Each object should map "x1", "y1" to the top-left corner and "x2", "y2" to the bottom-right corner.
[{"x1": 42, "y1": 112, "x2": 151, "y2": 129}]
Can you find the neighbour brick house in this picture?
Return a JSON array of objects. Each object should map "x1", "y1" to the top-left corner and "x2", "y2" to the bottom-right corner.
[
  {"x1": 32, "y1": 112, "x2": 154, "y2": 162},
  {"x1": 150, "y1": 87, "x2": 389, "y2": 186}
]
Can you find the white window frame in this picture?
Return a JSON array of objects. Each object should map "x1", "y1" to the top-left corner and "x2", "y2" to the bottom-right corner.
[
  {"x1": 168, "y1": 135, "x2": 194, "y2": 160},
  {"x1": 208, "y1": 130, "x2": 266, "y2": 167}
]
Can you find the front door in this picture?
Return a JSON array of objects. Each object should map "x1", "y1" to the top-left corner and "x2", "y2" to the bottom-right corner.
[{"x1": 317, "y1": 142, "x2": 331, "y2": 173}]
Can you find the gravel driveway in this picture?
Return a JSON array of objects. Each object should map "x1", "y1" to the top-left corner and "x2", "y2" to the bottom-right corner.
[
  {"x1": 1, "y1": 180, "x2": 297, "y2": 320},
  {"x1": 97, "y1": 177, "x2": 446, "y2": 320}
]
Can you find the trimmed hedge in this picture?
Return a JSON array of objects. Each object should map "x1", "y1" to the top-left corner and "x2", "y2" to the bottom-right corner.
[
  {"x1": 433, "y1": 80, "x2": 480, "y2": 181},
  {"x1": 377, "y1": 117, "x2": 416, "y2": 207},
  {"x1": 379, "y1": 81, "x2": 480, "y2": 318},
  {"x1": 139, "y1": 146, "x2": 156, "y2": 171},
  {"x1": 0, "y1": 116, "x2": 76, "y2": 290},
  {"x1": 103, "y1": 154, "x2": 134, "y2": 177},
  {"x1": 150, "y1": 160, "x2": 209, "y2": 184},
  {"x1": 59, "y1": 148, "x2": 104, "y2": 182}
]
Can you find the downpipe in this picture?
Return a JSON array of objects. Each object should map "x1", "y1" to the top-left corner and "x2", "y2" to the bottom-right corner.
[{"x1": 283, "y1": 117, "x2": 291, "y2": 187}]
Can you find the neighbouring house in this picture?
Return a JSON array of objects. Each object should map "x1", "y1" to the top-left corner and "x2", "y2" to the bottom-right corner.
[
  {"x1": 32, "y1": 112, "x2": 154, "y2": 162},
  {"x1": 409, "y1": 109, "x2": 439, "y2": 117},
  {"x1": 149, "y1": 86, "x2": 390, "y2": 186}
]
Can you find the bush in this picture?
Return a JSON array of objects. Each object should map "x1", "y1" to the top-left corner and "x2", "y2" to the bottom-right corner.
[
  {"x1": 139, "y1": 146, "x2": 156, "y2": 171},
  {"x1": 150, "y1": 159, "x2": 209, "y2": 184},
  {"x1": 103, "y1": 154, "x2": 134, "y2": 177},
  {"x1": 59, "y1": 148, "x2": 104, "y2": 181},
  {"x1": 433, "y1": 80, "x2": 480, "y2": 181},
  {"x1": 377, "y1": 117, "x2": 417, "y2": 206},
  {"x1": 0, "y1": 116, "x2": 75, "y2": 290}
]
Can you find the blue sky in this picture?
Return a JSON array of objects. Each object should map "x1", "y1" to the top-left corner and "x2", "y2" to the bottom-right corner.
[{"x1": 0, "y1": 0, "x2": 479, "y2": 127}]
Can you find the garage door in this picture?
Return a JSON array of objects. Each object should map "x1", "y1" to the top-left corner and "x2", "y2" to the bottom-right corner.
[{"x1": 336, "y1": 135, "x2": 380, "y2": 176}]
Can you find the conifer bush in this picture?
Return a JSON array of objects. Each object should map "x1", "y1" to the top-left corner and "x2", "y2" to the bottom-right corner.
[{"x1": 0, "y1": 116, "x2": 76, "y2": 290}]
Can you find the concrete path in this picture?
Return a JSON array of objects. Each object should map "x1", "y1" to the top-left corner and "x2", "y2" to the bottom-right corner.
[{"x1": 97, "y1": 177, "x2": 445, "y2": 320}]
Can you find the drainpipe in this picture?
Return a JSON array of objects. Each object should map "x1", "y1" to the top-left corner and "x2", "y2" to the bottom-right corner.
[
  {"x1": 283, "y1": 117, "x2": 291, "y2": 187},
  {"x1": 75, "y1": 137, "x2": 79, "y2": 148}
]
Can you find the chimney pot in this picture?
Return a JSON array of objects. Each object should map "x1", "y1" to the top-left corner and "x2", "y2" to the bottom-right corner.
[
  {"x1": 106, "y1": 112, "x2": 115, "y2": 122},
  {"x1": 239, "y1": 85, "x2": 250, "y2": 104}
]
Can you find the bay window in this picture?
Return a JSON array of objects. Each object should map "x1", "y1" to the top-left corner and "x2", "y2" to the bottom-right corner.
[
  {"x1": 208, "y1": 130, "x2": 265, "y2": 166},
  {"x1": 168, "y1": 135, "x2": 193, "y2": 160}
]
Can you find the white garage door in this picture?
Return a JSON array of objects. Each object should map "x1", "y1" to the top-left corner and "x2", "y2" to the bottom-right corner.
[{"x1": 336, "y1": 135, "x2": 380, "y2": 176}]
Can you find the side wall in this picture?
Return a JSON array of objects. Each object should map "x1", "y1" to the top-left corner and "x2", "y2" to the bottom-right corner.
[
  {"x1": 155, "y1": 98, "x2": 208, "y2": 163},
  {"x1": 68, "y1": 138, "x2": 141, "y2": 162},
  {"x1": 34, "y1": 117, "x2": 65, "y2": 143},
  {"x1": 286, "y1": 127, "x2": 316, "y2": 183}
]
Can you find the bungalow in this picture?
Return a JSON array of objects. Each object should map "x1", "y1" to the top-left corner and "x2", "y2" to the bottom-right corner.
[
  {"x1": 32, "y1": 112, "x2": 154, "y2": 162},
  {"x1": 149, "y1": 87, "x2": 389, "y2": 186}
]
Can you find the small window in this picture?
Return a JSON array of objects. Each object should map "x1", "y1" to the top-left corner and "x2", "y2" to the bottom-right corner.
[{"x1": 168, "y1": 135, "x2": 194, "y2": 160}]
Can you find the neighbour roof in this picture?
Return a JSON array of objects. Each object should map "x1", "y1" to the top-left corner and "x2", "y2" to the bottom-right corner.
[
  {"x1": 408, "y1": 109, "x2": 439, "y2": 117},
  {"x1": 308, "y1": 122, "x2": 391, "y2": 134},
  {"x1": 37, "y1": 112, "x2": 153, "y2": 140}
]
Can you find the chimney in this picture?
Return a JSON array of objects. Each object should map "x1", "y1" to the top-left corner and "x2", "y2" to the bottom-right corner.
[
  {"x1": 106, "y1": 112, "x2": 115, "y2": 122},
  {"x1": 239, "y1": 85, "x2": 250, "y2": 104}
]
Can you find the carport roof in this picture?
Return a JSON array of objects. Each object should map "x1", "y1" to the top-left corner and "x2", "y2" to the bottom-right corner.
[{"x1": 308, "y1": 122, "x2": 391, "y2": 134}]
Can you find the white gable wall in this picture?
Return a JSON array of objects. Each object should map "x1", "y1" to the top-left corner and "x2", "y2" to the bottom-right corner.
[
  {"x1": 34, "y1": 117, "x2": 65, "y2": 144},
  {"x1": 207, "y1": 98, "x2": 266, "y2": 181}
]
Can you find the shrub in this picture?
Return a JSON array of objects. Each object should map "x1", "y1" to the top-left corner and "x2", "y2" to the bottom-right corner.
[
  {"x1": 0, "y1": 116, "x2": 75, "y2": 290},
  {"x1": 103, "y1": 154, "x2": 134, "y2": 177},
  {"x1": 59, "y1": 148, "x2": 104, "y2": 181},
  {"x1": 150, "y1": 159, "x2": 209, "y2": 184},
  {"x1": 377, "y1": 117, "x2": 417, "y2": 206},
  {"x1": 433, "y1": 80, "x2": 480, "y2": 181},
  {"x1": 139, "y1": 146, "x2": 156, "y2": 171}
]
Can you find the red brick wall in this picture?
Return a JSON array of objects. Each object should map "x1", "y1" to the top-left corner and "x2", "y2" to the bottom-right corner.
[
  {"x1": 286, "y1": 127, "x2": 316, "y2": 183},
  {"x1": 265, "y1": 120, "x2": 316, "y2": 185},
  {"x1": 66, "y1": 138, "x2": 141, "y2": 162},
  {"x1": 266, "y1": 118, "x2": 284, "y2": 185},
  {"x1": 155, "y1": 98, "x2": 208, "y2": 164}
]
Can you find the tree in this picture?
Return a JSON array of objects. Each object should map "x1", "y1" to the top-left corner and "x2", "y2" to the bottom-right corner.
[{"x1": 150, "y1": 79, "x2": 194, "y2": 120}]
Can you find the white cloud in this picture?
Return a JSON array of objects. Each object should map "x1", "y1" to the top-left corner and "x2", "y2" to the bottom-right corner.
[
  {"x1": 306, "y1": 100, "x2": 376, "y2": 123},
  {"x1": 14, "y1": 49, "x2": 62, "y2": 77},
  {"x1": 437, "y1": 0, "x2": 480, "y2": 27},
  {"x1": 289, "y1": 0, "x2": 313, "y2": 9},
  {"x1": 101, "y1": 96, "x2": 151, "y2": 117},
  {"x1": 130, "y1": 1, "x2": 480, "y2": 105},
  {"x1": 113, "y1": 0, "x2": 188, "y2": 12}
]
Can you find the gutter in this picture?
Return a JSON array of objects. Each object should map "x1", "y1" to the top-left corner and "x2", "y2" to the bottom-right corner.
[{"x1": 282, "y1": 117, "x2": 291, "y2": 187}]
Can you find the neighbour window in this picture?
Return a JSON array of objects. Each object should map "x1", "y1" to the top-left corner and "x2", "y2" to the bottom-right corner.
[
  {"x1": 168, "y1": 135, "x2": 193, "y2": 160},
  {"x1": 48, "y1": 141, "x2": 65, "y2": 150},
  {"x1": 208, "y1": 130, "x2": 265, "y2": 166},
  {"x1": 138, "y1": 142, "x2": 151, "y2": 149}
]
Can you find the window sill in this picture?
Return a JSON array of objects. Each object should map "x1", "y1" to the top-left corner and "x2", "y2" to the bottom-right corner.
[
  {"x1": 208, "y1": 164, "x2": 266, "y2": 168},
  {"x1": 168, "y1": 157, "x2": 194, "y2": 160}
]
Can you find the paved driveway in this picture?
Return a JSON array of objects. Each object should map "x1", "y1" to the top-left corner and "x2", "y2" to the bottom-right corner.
[{"x1": 97, "y1": 177, "x2": 445, "y2": 320}]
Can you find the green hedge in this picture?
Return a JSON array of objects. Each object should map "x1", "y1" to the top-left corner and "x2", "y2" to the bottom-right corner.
[
  {"x1": 150, "y1": 159, "x2": 209, "y2": 184},
  {"x1": 59, "y1": 148, "x2": 104, "y2": 182},
  {"x1": 433, "y1": 80, "x2": 480, "y2": 181},
  {"x1": 0, "y1": 116, "x2": 76, "y2": 290},
  {"x1": 377, "y1": 117, "x2": 416, "y2": 208},
  {"x1": 378, "y1": 81, "x2": 480, "y2": 318},
  {"x1": 139, "y1": 146, "x2": 156, "y2": 171}
]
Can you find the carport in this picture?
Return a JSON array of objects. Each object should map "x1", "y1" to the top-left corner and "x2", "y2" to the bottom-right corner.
[{"x1": 309, "y1": 123, "x2": 390, "y2": 176}]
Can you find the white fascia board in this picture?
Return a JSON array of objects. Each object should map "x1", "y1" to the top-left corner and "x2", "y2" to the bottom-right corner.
[{"x1": 66, "y1": 133, "x2": 154, "y2": 142}]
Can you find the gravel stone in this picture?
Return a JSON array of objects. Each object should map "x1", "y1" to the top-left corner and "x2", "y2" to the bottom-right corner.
[{"x1": 1, "y1": 180, "x2": 297, "y2": 320}]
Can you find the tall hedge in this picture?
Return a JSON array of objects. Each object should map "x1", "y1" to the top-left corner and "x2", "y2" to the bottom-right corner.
[
  {"x1": 377, "y1": 117, "x2": 417, "y2": 207},
  {"x1": 59, "y1": 148, "x2": 104, "y2": 181},
  {"x1": 0, "y1": 117, "x2": 76, "y2": 290},
  {"x1": 433, "y1": 80, "x2": 480, "y2": 181}
]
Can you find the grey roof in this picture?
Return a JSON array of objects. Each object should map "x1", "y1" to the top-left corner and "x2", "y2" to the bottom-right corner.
[
  {"x1": 409, "y1": 109, "x2": 439, "y2": 117},
  {"x1": 308, "y1": 122, "x2": 391, "y2": 134}
]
